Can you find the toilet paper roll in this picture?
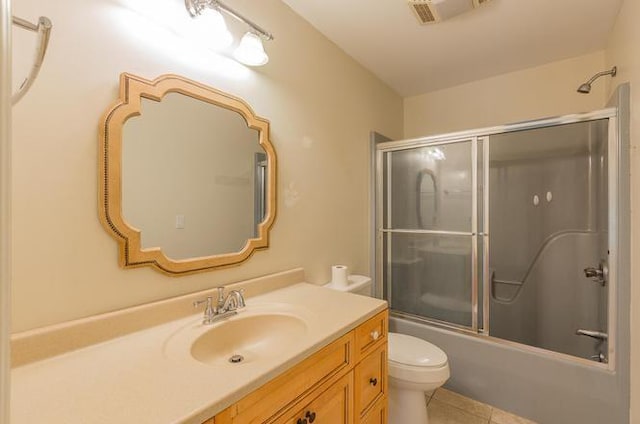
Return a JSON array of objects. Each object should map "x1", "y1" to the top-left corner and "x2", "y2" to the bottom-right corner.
[{"x1": 331, "y1": 265, "x2": 349, "y2": 288}]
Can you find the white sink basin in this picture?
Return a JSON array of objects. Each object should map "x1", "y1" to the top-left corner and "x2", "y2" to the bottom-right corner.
[
  {"x1": 190, "y1": 313, "x2": 308, "y2": 365},
  {"x1": 163, "y1": 303, "x2": 314, "y2": 367}
]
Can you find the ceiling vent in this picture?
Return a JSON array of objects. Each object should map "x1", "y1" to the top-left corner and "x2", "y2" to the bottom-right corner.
[{"x1": 408, "y1": 0, "x2": 491, "y2": 24}]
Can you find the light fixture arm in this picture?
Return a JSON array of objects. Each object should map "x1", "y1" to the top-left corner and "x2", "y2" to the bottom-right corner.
[{"x1": 185, "y1": 0, "x2": 274, "y2": 41}]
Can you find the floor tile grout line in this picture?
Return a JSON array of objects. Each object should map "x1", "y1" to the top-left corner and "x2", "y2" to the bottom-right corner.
[
  {"x1": 429, "y1": 398, "x2": 493, "y2": 422},
  {"x1": 427, "y1": 388, "x2": 535, "y2": 424},
  {"x1": 431, "y1": 391, "x2": 494, "y2": 421}
]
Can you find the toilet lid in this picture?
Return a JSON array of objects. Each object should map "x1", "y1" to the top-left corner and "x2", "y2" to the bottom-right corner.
[{"x1": 388, "y1": 332, "x2": 448, "y2": 368}]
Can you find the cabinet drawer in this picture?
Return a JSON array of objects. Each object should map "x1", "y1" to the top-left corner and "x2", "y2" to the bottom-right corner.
[
  {"x1": 222, "y1": 332, "x2": 354, "y2": 424},
  {"x1": 354, "y1": 343, "x2": 387, "y2": 415},
  {"x1": 358, "y1": 398, "x2": 387, "y2": 424},
  {"x1": 355, "y1": 311, "x2": 388, "y2": 361},
  {"x1": 278, "y1": 373, "x2": 353, "y2": 424}
]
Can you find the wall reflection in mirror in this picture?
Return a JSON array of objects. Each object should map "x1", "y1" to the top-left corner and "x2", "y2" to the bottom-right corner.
[{"x1": 122, "y1": 93, "x2": 267, "y2": 260}]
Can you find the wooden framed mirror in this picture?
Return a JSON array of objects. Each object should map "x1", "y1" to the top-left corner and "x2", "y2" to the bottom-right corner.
[{"x1": 99, "y1": 73, "x2": 276, "y2": 275}]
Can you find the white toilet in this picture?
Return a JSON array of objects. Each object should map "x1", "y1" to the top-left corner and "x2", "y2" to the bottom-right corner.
[
  {"x1": 325, "y1": 275, "x2": 451, "y2": 424},
  {"x1": 388, "y1": 332, "x2": 449, "y2": 423}
]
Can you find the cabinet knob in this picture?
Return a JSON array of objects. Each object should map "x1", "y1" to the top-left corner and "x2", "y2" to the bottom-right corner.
[
  {"x1": 306, "y1": 411, "x2": 317, "y2": 423},
  {"x1": 370, "y1": 330, "x2": 380, "y2": 340},
  {"x1": 296, "y1": 419, "x2": 307, "y2": 424},
  {"x1": 369, "y1": 377, "x2": 378, "y2": 387}
]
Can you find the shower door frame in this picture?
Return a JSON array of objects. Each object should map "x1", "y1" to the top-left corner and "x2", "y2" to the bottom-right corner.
[{"x1": 375, "y1": 108, "x2": 618, "y2": 370}]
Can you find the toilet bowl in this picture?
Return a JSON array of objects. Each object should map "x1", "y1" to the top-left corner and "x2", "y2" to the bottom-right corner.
[
  {"x1": 324, "y1": 275, "x2": 450, "y2": 423},
  {"x1": 388, "y1": 332, "x2": 450, "y2": 424}
]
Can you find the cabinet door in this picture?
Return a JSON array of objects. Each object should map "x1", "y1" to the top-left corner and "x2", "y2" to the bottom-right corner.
[
  {"x1": 354, "y1": 343, "x2": 387, "y2": 416},
  {"x1": 278, "y1": 373, "x2": 354, "y2": 424},
  {"x1": 359, "y1": 399, "x2": 386, "y2": 424}
]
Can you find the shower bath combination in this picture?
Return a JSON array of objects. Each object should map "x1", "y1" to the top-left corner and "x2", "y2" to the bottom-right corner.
[{"x1": 376, "y1": 109, "x2": 618, "y2": 365}]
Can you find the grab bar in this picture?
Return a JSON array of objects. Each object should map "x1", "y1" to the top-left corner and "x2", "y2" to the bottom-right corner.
[
  {"x1": 12, "y1": 15, "x2": 52, "y2": 105},
  {"x1": 576, "y1": 329, "x2": 608, "y2": 341},
  {"x1": 491, "y1": 230, "x2": 598, "y2": 303},
  {"x1": 493, "y1": 278, "x2": 523, "y2": 287}
]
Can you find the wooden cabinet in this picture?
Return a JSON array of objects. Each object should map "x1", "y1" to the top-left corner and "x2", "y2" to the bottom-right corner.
[
  {"x1": 354, "y1": 343, "x2": 386, "y2": 417},
  {"x1": 211, "y1": 309, "x2": 388, "y2": 424},
  {"x1": 277, "y1": 373, "x2": 353, "y2": 424},
  {"x1": 359, "y1": 399, "x2": 387, "y2": 424}
]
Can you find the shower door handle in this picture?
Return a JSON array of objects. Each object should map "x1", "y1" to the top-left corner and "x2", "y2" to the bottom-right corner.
[{"x1": 576, "y1": 329, "x2": 608, "y2": 340}]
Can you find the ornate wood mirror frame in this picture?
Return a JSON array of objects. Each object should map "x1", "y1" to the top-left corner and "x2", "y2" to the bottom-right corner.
[{"x1": 99, "y1": 73, "x2": 277, "y2": 275}]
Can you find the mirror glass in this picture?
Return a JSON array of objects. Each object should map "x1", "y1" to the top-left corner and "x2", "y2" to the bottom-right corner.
[
  {"x1": 99, "y1": 73, "x2": 276, "y2": 275},
  {"x1": 122, "y1": 93, "x2": 267, "y2": 260}
]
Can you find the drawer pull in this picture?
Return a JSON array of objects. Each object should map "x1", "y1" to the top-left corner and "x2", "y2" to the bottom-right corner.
[
  {"x1": 306, "y1": 411, "x2": 317, "y2": 423},
  {"x1": 296, "y1": 419, "x2": 307, "y2": 424},
  {"x1": 370, "y1": 330, "x2": 380, "y2": 341},
  {"x1": 369, "y1": 377, "x2": 378, "y2": 387}
]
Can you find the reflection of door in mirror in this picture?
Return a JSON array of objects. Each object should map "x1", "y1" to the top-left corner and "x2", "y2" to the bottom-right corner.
[
  {"x1": 253, "y1": 152, "x2": 267, "y2": 237},
  {"x1": 122, "y1": 92, "x2": 267, "y2": 260}
]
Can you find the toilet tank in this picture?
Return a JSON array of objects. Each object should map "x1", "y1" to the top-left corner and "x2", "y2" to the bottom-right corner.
[{"x1": 324, "y1": 275, "x2": 373, "y2": 296}]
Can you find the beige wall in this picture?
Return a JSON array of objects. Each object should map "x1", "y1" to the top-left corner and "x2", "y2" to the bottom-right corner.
[
  {"x1": 605, "y1": 1, "x2": 640, "y2": 422},
  {"x1": 404, "y1": 51, "x2": 608, "y2": 138},
  {"x1": 10, "y1": 0, "x2": 403, "y2": 332}
]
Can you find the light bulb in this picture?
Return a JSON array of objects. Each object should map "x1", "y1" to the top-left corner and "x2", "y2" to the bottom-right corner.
[
  {"x1": 188, "y1": 8, "x2": 233, "y2": 51},
  {"x1": 233, "y1": 32, "x2": 269, "y2": 66}
]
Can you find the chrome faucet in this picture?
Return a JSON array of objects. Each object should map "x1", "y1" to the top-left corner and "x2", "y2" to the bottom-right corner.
[
  {"x1": 222, "y1": 289, "x2": 246, "y2": 312},
  {"x1": 193, "y1": 287, "x2": 246, "y2": 325}
]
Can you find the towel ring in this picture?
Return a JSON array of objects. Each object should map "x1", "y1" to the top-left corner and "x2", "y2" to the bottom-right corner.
[{"x1": 12, "y1": 15, "x2": 52, "y2": 105}]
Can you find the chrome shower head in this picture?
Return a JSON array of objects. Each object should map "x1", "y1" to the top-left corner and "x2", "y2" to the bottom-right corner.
[
  {"x1": 577, "y1": 66, "x2": 617, "y2": 94},
  {"x1": 577, "y1": 83, "x2": 592, "y2": 94}
]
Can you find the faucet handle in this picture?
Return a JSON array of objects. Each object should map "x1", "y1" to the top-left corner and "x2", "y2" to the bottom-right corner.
[
  {"x1": 215, "y1": 286, "x2": 226, "y2": 306},
  {"x1": 193, "y1": 296, "x2": 213, "y2": 309}
]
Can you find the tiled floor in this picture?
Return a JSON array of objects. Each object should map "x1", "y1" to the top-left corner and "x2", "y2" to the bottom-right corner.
[{"x1": 426, "y1": 388, "x2": 537, "y2": 424}]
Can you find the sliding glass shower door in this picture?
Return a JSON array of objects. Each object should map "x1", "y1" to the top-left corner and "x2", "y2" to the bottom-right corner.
[
  {"x1": 488, "y1": 119, "x2": 610, "y2": 360},
  {"x1": 380, "y1": 139, "x2": 482, "y2": 330},
  {"x1": 377, "y1": 111, "x2": 616, "y2": 363}
]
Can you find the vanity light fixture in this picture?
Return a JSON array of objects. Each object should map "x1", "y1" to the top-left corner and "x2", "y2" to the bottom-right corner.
[
  {"x1": 233, "y1": 32, "x2": 268, "y2": 66},
  {"x1": 185, "y1": 0, "x2": 274, "y2": 66},
  {"x1": 187, "y1": 7, "x2": 233, "y2": 50}
]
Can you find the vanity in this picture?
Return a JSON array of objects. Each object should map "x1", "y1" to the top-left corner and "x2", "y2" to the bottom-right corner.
[
  {"x1": 10, "y1": 269, "x2": 388, "y2": 424},
  {"x1": 10, "y1": 75, "x2": 389, "y2": 423},
  {"x1": 210, "y1": 308, "x2": 387, "y2": 424}
]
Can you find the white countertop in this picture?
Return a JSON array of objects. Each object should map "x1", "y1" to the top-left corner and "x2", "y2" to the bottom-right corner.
[{"x1": 11, "y1": 283, "x2": 387, "y2": 423}]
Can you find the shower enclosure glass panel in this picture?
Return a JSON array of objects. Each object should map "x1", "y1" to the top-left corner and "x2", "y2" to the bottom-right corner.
[
  {"x1": 385, "y1": 233, "x2": 473, "y2": 327},
  {"x1": 377, "y1": 111, "x2": 614, "y2": 363},
  {"x1": 387, "y1": 142, "x2": 473, "y2": 232},
  {"x1": 382, "y1": 140, "x2": 478, "y2": 329},
  {"x1": 489, "y1": 119, "x2": 609, "y2": 360}
]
